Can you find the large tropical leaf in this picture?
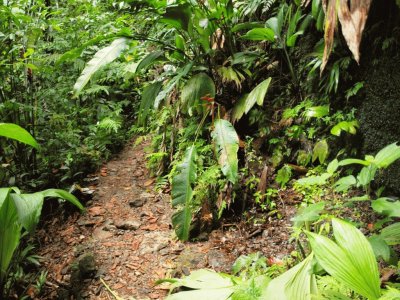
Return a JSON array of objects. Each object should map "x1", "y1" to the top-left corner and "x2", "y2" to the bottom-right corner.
[
  {"x1": 242, "y1": 28, "x2": 275, "y2": 41},
  {"x1": 231, "y1": 94, "x2": 248, "y2": 123},
  {"x1": 380, "y1": 222, "x2": 400, "y2": 245},
  {"x1": 306, "y1": 218, "x2": 381, "y2": 300},
  {"x1": 181, "y1": 73, "x2": 215, "y2": 115},
  {"x1": 0, "y1": 123, "x2": 39, "y2": 149},
  {"x1": 164, "y1": 269, "x2": 235, "y2": 300},
  {"x1": 373, "y1": 143, "x2": 400, "y2": 168},
  {"x1": 212, "y1": 119, "x2": 239, "y2": 184},
  {"x1": 244, "y1": 77, "x2": 271, "y2": 114},
  {"x1": 135, "y1": 51, "x2": 164, "y2": 74},
  {"x1": 138, "y1": 82, "x2": 163, "y2": 126},
  {"x1": 0, "y1": 188, "x2": 20, "y2": 285},
  {"x1": 371, "y1": 198, "x2": 400, "y2": 218},
  {"x1": 262, "y1": 254, "x2": 317, "y2": 300},
  {"x1": 73, "y1": 38, "x2": 129, "y2": 96},
  {"x1": 171, "y1": 146, "x2": 197, "y2": 241}
]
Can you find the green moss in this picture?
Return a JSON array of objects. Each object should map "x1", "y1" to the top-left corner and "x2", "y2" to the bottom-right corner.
[{"x1": 357, "y1": 56, "x2": 400, "y2": 194}]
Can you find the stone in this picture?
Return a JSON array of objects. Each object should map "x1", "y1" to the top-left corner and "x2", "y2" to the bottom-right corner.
[
  {"x1": 129, "y1": 192, "x2": 155, "y2": 208},
  {"x1": 114, "y1": 220, "x2": 141, "y2": 230},
  {"x1": 92, "y1": 228, "x2": 113, "y2": 240},
  {"x1": 78, "y1": 253, "x2": 97, "y2": 278},
  {"x1": 129, "y1": 198, "x2": 145, "y2": 208}
]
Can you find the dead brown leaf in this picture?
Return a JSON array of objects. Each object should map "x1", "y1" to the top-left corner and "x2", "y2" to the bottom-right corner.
[
  {"x1": 338, "y1": 0, "x2": 371, "y2": 63},
  {"x1": 321, "y1": 0, "x2": 338, "y2": 72},
  {"x1": 322, "y1": 0, "x2": 371, "y2": 72},
  {"x1": 144, "y1": 178, "x2": 155, "y2": 187},
  {"x1": 88, "y1": 206, "x2": 106, "y2": 216}
]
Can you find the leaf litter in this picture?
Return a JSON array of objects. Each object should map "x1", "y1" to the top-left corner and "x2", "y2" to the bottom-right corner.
[{"x1": 36, "y1": 140, "x2": 296, "y2": 299}]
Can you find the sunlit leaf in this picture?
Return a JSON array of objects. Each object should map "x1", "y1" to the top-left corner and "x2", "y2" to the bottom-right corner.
[
  {"x1": 0, "y1": 123, "x2": 39, "y2": 149},
  {"x1": 73, "y1": 38, "x2": 129, "y2": 96},
  {"x1": 212, "y1": 120, "x2": 239, "y2": 184},
  {"x1": 380, "y1": 222, "x2": 400, "y2": 245},
  {"x1": 307, "y1": 218, "x2": 381, "y2": 300},
  {"x1": 244, "y1": 78, "x2": 271, "y2": 114},
  {"x1": 312, "y1": 139, "x2": 329, "y2": 164},
  {"x1": 171, "y1": 146, "x2": 197, "y2": 241},
  {"x1": 242, "y1": 28, "x2": 275, "y2": 41},
  {"x1": 136, "y1": 51, "x2": 164, "y2": 74},
  {"x1": 262, "y1": 254, "x2": 317, "y2": 300},
  {"x1": 371, "y1": 198, "x2": 400, "y2": 218}
]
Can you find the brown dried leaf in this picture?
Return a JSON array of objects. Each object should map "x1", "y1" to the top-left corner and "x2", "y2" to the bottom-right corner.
[
  {"x1": 321, "y1": 0, "x2": 338, "y2": 73},
  {"x1": 322, "y1": 0, "x2": 371, "y2": 72},
  {"x1": 338, "y1": 0, "x2": 372, "y2": 63}
]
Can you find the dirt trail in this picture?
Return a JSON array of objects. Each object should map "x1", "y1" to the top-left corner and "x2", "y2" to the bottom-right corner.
[{"x1": 37, "y1": 140, "x2": 295, "y2": 299}]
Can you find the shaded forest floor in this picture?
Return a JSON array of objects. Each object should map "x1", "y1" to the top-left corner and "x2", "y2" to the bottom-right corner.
[{"x1": 36, "y1": 139, "x2": 297, "y2": 300}]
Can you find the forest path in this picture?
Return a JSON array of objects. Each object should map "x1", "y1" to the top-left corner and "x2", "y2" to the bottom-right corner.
[{"x1": 37, "y1": 139, "x2": 294, "y2": 300}]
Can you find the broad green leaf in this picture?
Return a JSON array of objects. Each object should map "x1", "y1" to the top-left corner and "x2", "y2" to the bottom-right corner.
[
  {"x1": 172, "y1": 269, "x2": 234, "y2": 290},
  {"x1": 369, "y1": 235, "x2": 391, "y2": 262},
  {"x1": 165, "y1": 269, "x2": 235, "y2": 300},
  {"x1": 333, "y1": 175, "x2": 356, "y2": 192},
  {"x1": 11, "y1": 193, "x2": 43, "y2": 233},
  {"x1": 307, "y1": 218, "x2": 381, "y2": 300},
  {"x1": 326, "y1": 159, "x2": 339, "y2": 174},
  {"x1": 338, "y1": 158, "x2": 370, "y2": 167},
  {"x1": 312, "y1": 140, "x2": 328, "y2": 164},
  {"x1": 373, "y1": 143, "x2": 400, "y2": 168},
  {"x1": 380, "y1": 222, "x2": 400, "y2": 245},
  {"x1": 166, "y1": 288, "x2": 233, "y2": 300},
  {"x1": 331, "y1": 121, "x2": 359, "y2": 136},
  {"x1": 242, "y1": 28, "x2": 275, "y2": 41},
  {"x1": 0, "y1": 123, "x2": 39, "y2": 149},
  {"x1": 41, "y1": 189, "x2": 84, "y2": 211},
  {"x1": 138, "y1": 82, "x2": 163, "y2": 125},
  {"x1": 297, "y1": 173, "x2": 331, "y2": 186},
  {"x1": 73, "y1": 38, "x2": 129, "y2": 96},
  {"x1": 231, "y1": 94, "x2": 248, "y2": 123},
  {"x1": 304, "y1": 106, "x2": 329, "y2": 119},
  {"x1": 244, "y1": 78, "x2": 271, "y2": 114},
  {"x1": 171, "y1": 146, "x2": 197, "y2": 241},
  {"x1": 181, "y1": 73, "x2": 215, "y2": 114},
  {"x1": 292, "y1": 202, "x2": 326, "y2": 226},
  {"x1": 0, "y1": 188, "x2": 20, "y2": 284},
  {"x1": 380, "y1": 287, "x2": 400, "y2": 300},
  {"x1": 136, "y1": 51, "x2": 164, "y2": 74},
  {"x1": 231, "y1": 22, "x2": 264, "y2": 33},
  {"x1": 262, "y1": 254, "x2": 317, "y2": 300},
  {"x1": 212, "y1": 120, "x2": 239, "y2": 184},
  {"x1": 357, "y1": 165, "x2": 377, "y2": 187},
  {"x1": 371, "y1": 198, "x2": 400, "y2": 218},
  {"x1": 275, "y1": 164, "x2": 292, "y2": 188}
]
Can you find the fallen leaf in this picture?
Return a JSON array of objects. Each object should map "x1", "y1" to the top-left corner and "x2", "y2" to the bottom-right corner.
[
  {"x1": 113, "y1": 283, "x2": 125, "y2": 289},
  {"x1": 141, "y1": 224, "x2": 158, "y2": 231},
  {"x1": 88, "y1": 206, "x2": 106, "y2": 216},
  {"x1": 144, "y1": 178, "x2": 155, "y2": 187}
]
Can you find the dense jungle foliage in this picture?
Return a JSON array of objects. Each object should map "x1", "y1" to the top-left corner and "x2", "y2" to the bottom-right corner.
[{"x1": 1, "y1": 0, "x2": 400, "y2": 299}]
